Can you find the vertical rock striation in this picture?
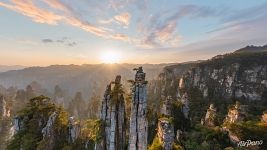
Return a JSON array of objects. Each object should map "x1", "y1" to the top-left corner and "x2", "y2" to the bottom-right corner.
[
  {"x1": 157, "y1": 96, "x2": 175, "y2": 150},
  {"x1": 129, "y1": 67, "x2": 148, "y2": 150},
  {"x1": 157, "y1": 119, "x2": 175, "y2": 150},
  {"x1": 98, "y1": 75, "x2": 126, "y2": 150},
  {"x1": 68, "y1": 116, "x2": 81, "y2": 143},
  {"x1": 0, "y1": 95, "x2": 10, "y2": 119},
  {"x1": 41, "y1": 112, "x2": 57, "y2": 150}
]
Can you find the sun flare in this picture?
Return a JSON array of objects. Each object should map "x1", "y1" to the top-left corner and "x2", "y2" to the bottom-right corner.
[{"x1": 101, "y1": 51, "x2": 121, "y2": 64}]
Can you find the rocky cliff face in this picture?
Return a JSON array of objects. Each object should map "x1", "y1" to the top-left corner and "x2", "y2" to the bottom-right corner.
[
  {"x1": 157, "y1": 119, "x2": 175, "y2": 150},
  {"x1": 0, "y1": 95, "x2": 12, "y2": 150},
  {"x1": 41, "y1": 112, "x2": 57, "y2": 150},
  {"x1": 156, "y1": 96, "x2": 175, "y2": 150},
  {"x1": 68, "y1": 116, "x2": 80, "y2": 143},
  {"x1": 180, "y1": 52, "x2": 267, "y2": 101},
  {"x1": 0, "y1": 95, "x2": 10, "y2": 119},
  {"x1": 98, "y1": 75, "x2": 126, "y2": 150},
  {"x1": 129, "y1": 67, "x2": 148, "y2": 150}
]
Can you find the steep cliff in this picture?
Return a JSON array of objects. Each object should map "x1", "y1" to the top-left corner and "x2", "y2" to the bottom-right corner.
[
  {"x1": 180, "y1": 52, "x2": 267, "y2": 101},
  {"x1": 157, "y1": 119, "x2": 175, "y2": 150},
  {"x1": 98, "y1": 75, "x2": 126, "y2": 150},
  {"x1": 129, "y1": 67, "x2": 148, "y2": 150}
]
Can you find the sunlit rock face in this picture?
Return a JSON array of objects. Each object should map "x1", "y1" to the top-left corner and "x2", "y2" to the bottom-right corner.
[
  {"x1": 129, "y1": 67, "x2": 148, "y2": 150},
  {"x1": 42, "y1": 112, "x2": 57, "y2": 138},
  {"x1": 224, "y1": 102, "x2": 248, "y2": 124},
  {"x1": 68, "y1": 116, "x2": 80, "y2": 143},
  {"x1": 41, "y1": 112, "x2": 57, "y2": 150},
  {"x1": 0, "y1": 95, "x2": 10, "y2": 119},
  {"x1": 262, "y1": 111, "x2": 267, "y2": 123},
  {"x1": 182, "y1": 61, "x2": 267, "y2": 101},
  {"x1": 98, "y1": 75, "x2": 126, "y2": 150},
  {"x1": 201, "y1": 104, "x2": 217, "y2": 127},
  {"x1": 157, "y1": 119, "x2": 175, "y2": 150}
]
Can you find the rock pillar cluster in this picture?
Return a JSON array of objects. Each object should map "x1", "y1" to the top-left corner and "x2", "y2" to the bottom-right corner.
[
  {"x1": 129, "y1": 67, "x2": 148, "y2": 150},
  {"x1": 224, "y1": 101, "x2": 248, "y2": 124},
  {"x1": 99, "y1": 75, "x2": 126, "y2": 150}
]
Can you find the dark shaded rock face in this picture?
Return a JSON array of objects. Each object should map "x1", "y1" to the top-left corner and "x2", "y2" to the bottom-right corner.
[
  {"x1": 129, "y1": 67, "x2": 148, "y2": 150},
  {"x1": 99, "y1": 75, "x2": 126, "y2": 150},
  {"x1": 180, "y1": 53, "x2": 267, "y2": 101}
]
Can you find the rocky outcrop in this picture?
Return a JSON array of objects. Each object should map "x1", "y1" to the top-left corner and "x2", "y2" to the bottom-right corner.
[
  {"x1": 98, "y1": 75, "x2": 126, "y2": 150},
  {"x1": 0, "y1": 95, "x2": 10, "y2": 119},
  {"x1": 201, "y1": 104, "x2": 217, "y2": 127},
  {"x1": 41, "y1": 112, "x2": 57, "y2": 150},
  {"x1": 181, "y1": 52, "x2": 267, "y2": 101},
  {"x1": 68, "y1": 116, "x2": 80, "y2": 143},
  {"x1": 42, "y1": 112, "x2": 57, "y2": 138},
  {"x1": 157, "y1": 119, "x2": 175, "y2": 150},
  {"x1": 129, "y1": 67, "x2": 148, "y2": 150},
  {"x1": 262, "y1": 111, "x2": 267, "y2": 123},
  {"x1": 224, "y1": 102, "x2": 248, "y2": 124},
  {"x1": 13, "y1": 116, "x2": 23, "y2": 134},
  {"x1": 157, "y1": 95, "x2": 175, "y2": 150}
]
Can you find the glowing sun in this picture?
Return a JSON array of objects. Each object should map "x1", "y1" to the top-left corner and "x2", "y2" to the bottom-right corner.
[{"x1": 101, "y1": 51, "x2": 121, "y2": 64}]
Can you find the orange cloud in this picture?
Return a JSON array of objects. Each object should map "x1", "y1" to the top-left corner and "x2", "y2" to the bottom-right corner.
[
  {"x1": 0, "y1": 0, "x2": 132, "y2": 43},
  {"x1": 0, "y1": 0, "x2": 62, "y2": 25},
  {"x1": 114, "y1": 12, "x2": 131, "y2": 26}
]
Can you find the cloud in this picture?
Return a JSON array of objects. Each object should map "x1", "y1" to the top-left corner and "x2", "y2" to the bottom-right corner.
[
  {"x1": 114, "y1": 12, "x2": 131, "y2": 26},
  {"x1": 0, "y1": 0, "x2": 62, "y2": 24},
  {"x1": 42, "y1": 37, "x2": 78, "y2": 47},
  {"x1": 42, "y1": 39, "x2": 53, "y2": 43},
  {"x1": 0, "y1": 0, "x2": 131, "y2": 42}
]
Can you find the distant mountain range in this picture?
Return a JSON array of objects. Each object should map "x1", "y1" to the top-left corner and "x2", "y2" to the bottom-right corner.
[
  {"x1": 0, "y1": 65, "x2": 26, "y2": 72},
  {"x1": 234, "y1": 44, "x2": 267, "y2": 53},
  {"x1": 0, "y1": 64, "x2": 169, "y2": 98}
]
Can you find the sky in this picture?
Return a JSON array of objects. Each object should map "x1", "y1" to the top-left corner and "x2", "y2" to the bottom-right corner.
[{"x1": 0, "y1": 0, "x2": 267, "y2": 66}]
